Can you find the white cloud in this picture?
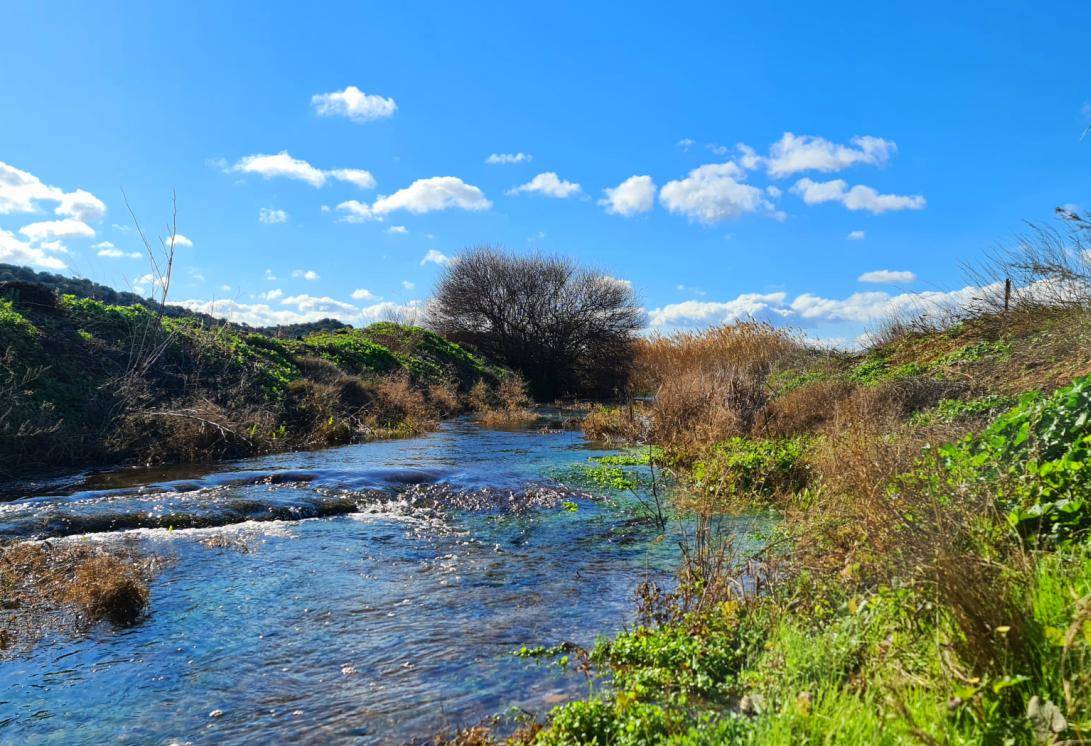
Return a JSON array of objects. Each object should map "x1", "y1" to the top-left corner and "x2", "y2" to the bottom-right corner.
[
  {"x1": 736, "y1": 144, "x2": 762, "y2": 170},
  {"x1": 311, "y1": 86, "x2": 396, "y2": 122},
  {"x1": 386, "y1": 225, "x2": 408, "y2": 235},
  {"x1": 281, "y1": 294, "x2": 357, "y2": 314},
  {"x1": 766, "y1": 133, "x2": 896, "y2": 177},
  {"x1": 707, "y1": 143, "x2": 729, "y2": 156},
  {"x1": 55, "y1": 189, "x2": 107, "y2": 222},
  {"x1": 420, "y1": 249, "x2": 450, "y2": 266},
  {"x1": 94, "y1": 241, "x2": 141, "y2": 259},
  {"x1": 19, "y1": 219, "x2": 95, "y2": 241},
  {"x1": 351, "y1": 288, "x2": 376, "y2": 300},
  {"x1": 0, "y1": 228, "x2": 67, "y2": 269},
  {"x1": 648, "y1": 284, "x2": 994, "y2": 332},
  {"x1": 336, "y1": 200, "x2": 377, "y2": 223},
  {"x1": 260, "y1": 288, "x2": 283, "y2": 301},
  {"x1": 858, "y1": 269, "x2": 917, "y2": 284},
  {"x1": 173, "y1": 297, "x2": 424, "y2": 327},
  {"x1": 648, "y1": 293, "x2": 789, "y2": 328},
  {"x1": 676, "y1": 138, "x2": 695, "y2": 151},
  {"x1": 264, "y1": 269, "x2": 278, "y2": 281},
  {"x1": 599, "y1": 175, "x2": 656, "y2": 216},
  {"x1": 847, "y1": 230, "x2": 866, "y2": 241},
  {"x1": 372, "y1": 177, "x2": 491, "y2": 214},
  {"x1": 659, "y1": 162, "x2": 774, "y2": 224},
  {"x1": 133, "y1": 273, "x2": 168, "y2": 294},
  {"x1": 259, "y1": 207, "x2": 288, "y2": 224},
  {"x1": 486, "y1": 153, "x2": 532, "y2": 165},
  {"x1": 233, "y1": 152, "x2": 328, "y2": 187},
  {"x1": 329, "y1": 168, "x2": 377, "y2": 189},
  {"x1": 402, "y1": 280, "x2": 415, "y2": 290},
  {"x1": 507, "y1": 172, "x2": 582, "y2": 198},
  {"x1": 292, "y1": 269, "x2": 320, "y2": 281},
  {"x1": 231, "y1": 152, "x2": 375, "y2": 190},
  {"x1": 791, "y1": 178, "x2": 926, "y2": 214},
  {"x1": 0, "y1": 161, "x2": 106, "y2": 222},
  {"x1": 172, "y1": 233, "x2": 194, "y2": 248}
]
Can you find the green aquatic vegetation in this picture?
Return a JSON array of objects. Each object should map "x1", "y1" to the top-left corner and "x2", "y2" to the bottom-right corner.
[
  {"x1": 589, "y1": 446, "x2": 664, "y2": 467},
  {"x1": 691, "y1": 437, "x2": 810, "y2": 503},
  {"x1": 940, "y1": 374, "x2": 1091, "y2": 544}
]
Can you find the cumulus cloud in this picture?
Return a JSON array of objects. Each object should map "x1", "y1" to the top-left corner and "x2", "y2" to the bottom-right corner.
[
  {"x1": 676, "y1": 138, "x2": 695, "y2": 151},
  {"x1": 291, "y1": 269, "x2": 320, "y2": 281},
  {"x1": 600, "y1": 175, "x2": 656, "y2": 216},
  {"x1": 336, "y1": 200, "x2": 376, "y2": 223},
  {"x1": 420, "y1": 249, "x2": 450, "y2": 266},
  {"x1": 858, "y1": 269, "x2": 917, "y2": 284},
  {"x1": 94, "y1": 241, "x2": 141, "y2": 259},
  {"x1": 351, "y1": 288, "x2": 376, "y2": 300},
  {"x1": 311, "y1": 86, "x2": 397, "y2": 122},
  {"x1": 173, "y1": 297, "x2": 424, "y2": 328},
  {"x1": 847, "y1": 230, "x2": 866, "y2": 241},
  {"x1": 791, "y1": 178, "x2": 926, "y2": 214},
  {"x1": 19, "y1": 219, "x2": 95, "y2": 241},
  {"x1": 259, "y1": 208, "x2": 288, "y2": 224},
  {"x1": 372, "y1": 177, "x2": 492, "y2": 214},
  {"x1": 765, "y1": 133, "x2": 895, "y2": 177},
  {"x1": 0, "y1": 161, "x2": 106, "y2": 222},
  {"x1": 402, "y1": 280, "x2": 415, "y2": 290},
  {"x1": 0, "y1": 228, "x2": 67, "y2": 269},
  {"x1": 486, "y1": 153, "x2": 532, "y2": 165},
  {"x1": 281, "y1": 294, "x2": 357, "y2": 314},
  {"x1": 507, "y1": 172, "x2": 582, "y2": 198},
  {"x1": 55, "y1": 189, "x2": 107, "y2": 222},
  {"x1": 172, "y1": 233, "x2": 194, "y2": 248},
  {"x1": 328, "y1": 168, "x2": 377, "y2": 189},
  {"x1": 386, "y1": 225, "x2": 408, "y2": 235},
  {"x1": 648, "y1": 284, "x2": 994, "y2": 332},
  {"x1": 231, "y1": 151, "x2": 376, "y2": 189},
  {"x1": 260, "y1": 288, "x2": 283, "y2": 301},
  {"x1": 648, "y1": 293, "x2": 790, "y2": 329},
  {"x1": 659, "y1": 162, "x2": 775, "y2": 224}
]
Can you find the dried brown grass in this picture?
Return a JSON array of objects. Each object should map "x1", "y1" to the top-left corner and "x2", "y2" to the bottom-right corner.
[
  {"x1": 472, "y1": 375, "x2": 538, "y2": 428},
  {"x1": 1, "y1": 541, "x2": 154, "y2": 653},
  {"x1": 636, "y1": 322, "x2": 803, "y2": 455}
]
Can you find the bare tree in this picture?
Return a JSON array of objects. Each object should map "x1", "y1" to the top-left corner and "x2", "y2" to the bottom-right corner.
[{"x1": 427, "y1": 246, "x2": 643, "y2": 399}]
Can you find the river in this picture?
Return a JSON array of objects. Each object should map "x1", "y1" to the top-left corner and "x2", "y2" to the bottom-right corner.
[{"x1": 0, "y1": 418, "x2": 685, "y2": 744}]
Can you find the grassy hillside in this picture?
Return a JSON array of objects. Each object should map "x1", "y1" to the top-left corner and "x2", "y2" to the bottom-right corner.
[
  {"x1": 0, "y1": 284, "x2": 504, "y2": 478},
  {"x1": 461, "y1": 292, "x2": 1091, "y2": 741}
]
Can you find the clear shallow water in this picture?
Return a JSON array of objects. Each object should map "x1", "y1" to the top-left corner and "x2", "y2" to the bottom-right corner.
[{"x1": 0, "y1": 420, "x2": 686, "y2": 744}]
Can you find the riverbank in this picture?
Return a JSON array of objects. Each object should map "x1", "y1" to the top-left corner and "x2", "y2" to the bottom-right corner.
[
  {"x1": 460, "y1": 295, "x2": 1091, "y2": 743},
  {"x1": 0, "y1": 277, "x2": 514, "y2": 480}
]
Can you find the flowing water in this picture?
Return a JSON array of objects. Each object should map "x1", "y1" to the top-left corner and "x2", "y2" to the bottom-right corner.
[{"x1": 0, "y1": 418, "x2": 700, "y2": 744}]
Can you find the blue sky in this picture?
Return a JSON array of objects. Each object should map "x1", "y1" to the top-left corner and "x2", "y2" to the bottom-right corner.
[{"x1": 1, "y1": 1, "x2": 1088, "y2": 344}]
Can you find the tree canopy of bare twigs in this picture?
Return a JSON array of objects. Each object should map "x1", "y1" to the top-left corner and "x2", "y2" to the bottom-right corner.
[{"x1": 427, "y1": 246, "x2": 643, "y2": 400}]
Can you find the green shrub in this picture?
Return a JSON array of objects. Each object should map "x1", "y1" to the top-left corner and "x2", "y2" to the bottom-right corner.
[
  {"x1": 941, "y1": 375, "x2": 1091, "y2": 544},
  {"x1": 692, "y1": 437, "x2": 810, "y2": 503}
]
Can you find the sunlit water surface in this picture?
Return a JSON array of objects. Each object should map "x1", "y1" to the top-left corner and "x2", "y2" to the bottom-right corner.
[{"x1": 0, "y1": 420, "x2": 691, "y2": 744}]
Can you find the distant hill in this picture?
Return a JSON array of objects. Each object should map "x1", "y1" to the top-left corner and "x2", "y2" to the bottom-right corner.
[{"x1": 0, "y1": 263, "x2": 350, "y2": 338}]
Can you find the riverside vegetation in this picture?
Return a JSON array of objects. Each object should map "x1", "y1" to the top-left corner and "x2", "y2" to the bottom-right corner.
[
  {"x1": 5, "y1": 213, "x2": 1091, "y2": 741},
  {"x1": 442, "y1": 215, "x2": 1091, "y2": 744}
]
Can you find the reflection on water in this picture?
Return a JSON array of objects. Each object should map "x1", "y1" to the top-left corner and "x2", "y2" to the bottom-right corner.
[{"x1": 0, "y1": 420, "x2": 699, "y2": 744}]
